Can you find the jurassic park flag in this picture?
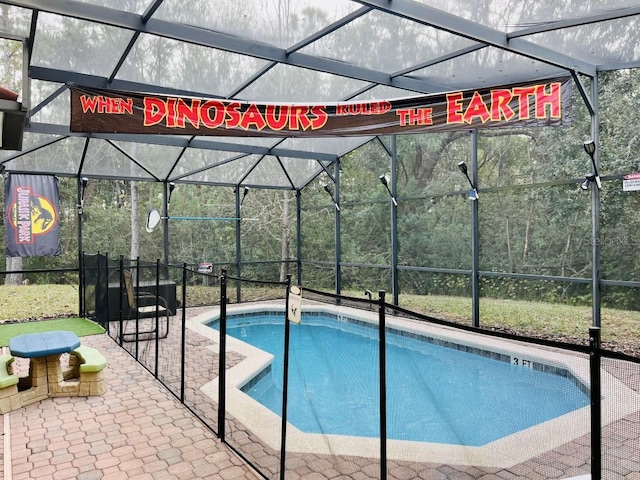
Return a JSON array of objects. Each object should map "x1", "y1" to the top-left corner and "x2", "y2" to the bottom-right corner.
[
  {"x1": 69, "y1": 77, "x2": 572, "y2": 138},
  {"x1": 5, "y1": 174, "x2": 61, "y2": 257}
]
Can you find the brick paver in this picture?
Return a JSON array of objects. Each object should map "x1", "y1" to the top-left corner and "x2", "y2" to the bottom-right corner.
[{"x1": 3, "y1": 324, "x2": 259, "y2": 480}]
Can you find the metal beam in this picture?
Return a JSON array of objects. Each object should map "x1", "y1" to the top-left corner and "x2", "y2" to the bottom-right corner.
[
  {"x1": 0, "y1": 31, "x2": 27, "y2": 42},
  {"x1": 390, "y1": 135, "x2": 398, "y2": 305},
  {"x1": 356, "y1": 0, "x2": 596, "y2": 76},
  {"x1": 25, "y1": 122, "x2": 339, "y2": 162},
  {"x1": 391, "y1": 44, "x2": 487, "y2": 78},
  {"x1": 29, "y1": 66, "x2": 227, "y2": 99},
  {"x1": 570, "y1": 70, "x2": 595, "y2": 116},
  {"x1": 590, "y1": 77, "x2": 601, "y2": 329},
  {"x1": 28, "y1": 83, "x2": 67, "y2": 117},
  {"x1": 170, "y1": 152, "x2": 251, "y2": 182},
  {"x1": 141, "y1": 0, "x2": 164, "y2": 23},
  {"x1": 334, "y1": 164, "x2": 342, "y2": 295},
  {"x1": 13, "y1": 0, "x2": 447, "y2": 94},
  {"x1": 598, "y1": 60, "x2": 640, "y2": 71},
  {"x1": 507, "y1": 6, "x2": 640, "y2": 39},
  {"x1": 286, "y1": 6, "x2": 372, "y2": 55},
  {"x1": 470, "y1": 130, "x2": 480, "y2": 328}
]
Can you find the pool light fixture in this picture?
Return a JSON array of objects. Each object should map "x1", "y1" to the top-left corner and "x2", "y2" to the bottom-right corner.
[
  {"x1": 457, "y1": 162, "x2": 479, "y2": 200},
  {"x1": 582, "y1": 139, "x2": 601, "y2": 189},
  {"x1": 379, "y1": 174, "x2": 397, "y2": 206},
  {"x1": 323, "y1": 184, "x2": 340, "y2": 211},
  {"x1": 78, "y1": 177, "x2": 89, "y2": 214}
]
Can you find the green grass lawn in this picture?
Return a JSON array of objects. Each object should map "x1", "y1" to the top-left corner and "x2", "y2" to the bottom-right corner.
[
  {"x1": 0, "y1": 317, "x2": 105, "y2": 347},
  {"x1": 398, "y1": 293, "x2": 640, "y2": 344},
  {"x1": 1, "y1": 284, "x2": 638, "y2": 354},
  {"x1": 0, "y1": 284, "x2": 80, "y2": 321}
]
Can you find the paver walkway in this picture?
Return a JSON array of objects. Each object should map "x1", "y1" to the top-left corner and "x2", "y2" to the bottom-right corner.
[{"x1": 2, "y1": 331, "x2": 259, "y2": 480}]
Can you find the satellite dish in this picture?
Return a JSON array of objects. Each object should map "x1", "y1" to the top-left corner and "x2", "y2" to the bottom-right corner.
[{"x1": 146, "y1": 208, "x2": 162, "y2": 232}]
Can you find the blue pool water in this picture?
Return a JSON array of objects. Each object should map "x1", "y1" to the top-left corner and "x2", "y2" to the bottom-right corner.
[{"x1": 210, "y1": 312, "x2": 589, "y2": 446}]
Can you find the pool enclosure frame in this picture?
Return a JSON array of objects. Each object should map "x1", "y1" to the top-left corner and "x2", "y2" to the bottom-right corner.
[
  {"x1": 2, "y1": 4, "x2": 640, "y2": 479},
  {"x1": 3, "y1": 0, "x2": 638, "y2": 337}
]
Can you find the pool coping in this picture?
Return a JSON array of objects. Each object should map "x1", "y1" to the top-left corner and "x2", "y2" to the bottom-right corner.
[{"x1": 187, "y1": 301, "x2": 640, "y2": 468}]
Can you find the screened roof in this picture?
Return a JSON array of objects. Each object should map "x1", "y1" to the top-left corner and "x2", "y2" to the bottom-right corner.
[{"x1": 1, "y1": 0, "x2": 639, "y2": 189}]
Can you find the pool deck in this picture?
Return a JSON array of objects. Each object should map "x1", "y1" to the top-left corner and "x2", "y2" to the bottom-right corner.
[
  {"x1": 1, "y1": 312, "x2": 261, "y2": 480},
  {"x1": 1, "y1": 305, "x2": 639, "y2": 479}
]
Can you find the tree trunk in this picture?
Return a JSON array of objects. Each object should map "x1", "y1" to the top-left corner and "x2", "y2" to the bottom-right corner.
[
  {"x1": 280, "y1": 190, "x2": 291, "y2": 282},
  {"x1": 522, "y1": 218, "x2": 531, "y2": 264},
  {"x1": 5, "y1": 257, "x2": 23, "y2": 285},
  {"x1": 506, "y1": 217, "x2": 514, "y2": 273}
]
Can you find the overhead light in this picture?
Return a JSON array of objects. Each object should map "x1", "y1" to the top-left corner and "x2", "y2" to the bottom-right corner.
[
  {"x1": 583, "y1": 139, "x2": 596, "y2": 157},
  {"x1": 240, "y1": 186, "x2": 250, "y2": 209},
  {"x1": 323, "y1": 184, "x2": 340, "y2": 211},
  {"x1": 582, "y1": 139, "x2": 601, "y2": 189},
  {"x1": 78, "y1": 177, "x2": 89, "y2": 214},
  {"x1": 168, "y1": 182, "x2": 176, "y2": 204},
  {"x1": 379, "y1": 174, "x2": 397, "y2": 206},
  {"x1": 81, "y1": 176, "x2": 89, "y2": 202},
  {"x1": 457, "y1": 161, "x2": 479, "y2": 200}
]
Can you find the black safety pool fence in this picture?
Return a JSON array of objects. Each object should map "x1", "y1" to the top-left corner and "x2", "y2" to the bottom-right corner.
[{"x1": 82, "y1": 256, "x2": 640, "y2": 480}]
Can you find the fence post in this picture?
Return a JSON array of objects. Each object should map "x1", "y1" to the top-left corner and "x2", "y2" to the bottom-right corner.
[
  {"x1": 134, "y1": 257, "x2": 140, "y2": 359},
  {"x1": 103, "y1": 253, "x2": 110, "y2": 334},
  {"x1": 589, "y1": 327, "x2": 602, "y2": 480},
  {"x1": 118, "y1": 255, "x2": 124, "y2": 347},
  {"x1": 378, "y1": 291, "x2": 387, "y2": 480},
  {"x1": 217, "y1": 269, "x2": 227, "y2": 440},
  {"x1": 180, "y1": 263, "x2": 187, "y2": 403},
  {"x1": 154, "y1": 259, "x2": 160, "y2": 378},
  {"x1": 79, "y1": 250, "x2": 85, "y2": 317},
  {"x1": 279, "y1": 275, "x2": 292, "y2": 480}
]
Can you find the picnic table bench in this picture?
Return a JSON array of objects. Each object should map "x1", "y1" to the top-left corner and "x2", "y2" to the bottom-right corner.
[
  {"x1": 63, "y1": 345, "x2": 107, "y2": 396},
  {"x1": 0, "y1": 331, "x2": 108, "y2": 412},
  {"x1": 0, "y1": 354, "x2": 21, "y2": 414}
]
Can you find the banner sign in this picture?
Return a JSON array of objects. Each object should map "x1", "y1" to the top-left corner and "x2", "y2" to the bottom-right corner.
[
  {"x1": 5, "y1": 174, "x2": 61, "y2": 257},
  {"x1": 70, "y1": 77, "x2": 572, "y2": 137}
]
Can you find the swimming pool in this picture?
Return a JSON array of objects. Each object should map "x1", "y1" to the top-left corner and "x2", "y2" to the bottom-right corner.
[{"x1": 209, "y1": 310, "x2": 590, "y2": 446}]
